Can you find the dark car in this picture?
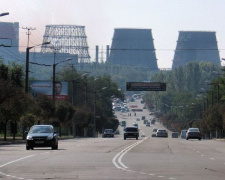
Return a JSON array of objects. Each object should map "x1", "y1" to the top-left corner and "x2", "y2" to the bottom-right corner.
[
  {"x1": 156, "y1": 129, "x2": 168, "y2": 137},
  {"x1": 25, "y1": 125, "x2": 58, "y2": 150},
  {"x1": 146, "y1": 122, "x2": 150, "y2": 127},
  {"x1": 124, "y1": 126, "x2": 139, "y2": 140},
  {"x1": 151, "y1": 119, "x2": 156, "y2": 124},
  {"x1": 102, "y1": 129, "x2": 114, "y2": 138},
  {"x1": 172, "y1": 132, "x2": 179, "y2": 138},
  {"x1": 186, "y1": 128, "x2": 201, "y2": 140}
]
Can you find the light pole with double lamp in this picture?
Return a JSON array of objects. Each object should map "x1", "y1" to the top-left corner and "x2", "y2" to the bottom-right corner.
[
  {"x1": 52, "y1": 58, "x2": 72, "y2": 103},
  {"x1": 25, "y1": 42, "x2": 50, "y2": 93}
]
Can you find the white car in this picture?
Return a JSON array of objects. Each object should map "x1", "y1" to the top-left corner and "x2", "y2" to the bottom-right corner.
[{"x1": 133, "y1": 122, "x2": 138, "y2": 128}]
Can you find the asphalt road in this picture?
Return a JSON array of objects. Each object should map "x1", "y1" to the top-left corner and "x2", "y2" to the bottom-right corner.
[{"x1": 0, "y1": 99, "x2": 225, "y2": 180}]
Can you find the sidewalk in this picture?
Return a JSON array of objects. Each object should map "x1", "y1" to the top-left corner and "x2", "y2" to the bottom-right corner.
[{"x1": 0, "y1": 137, "x2": 26, "y2": 145}]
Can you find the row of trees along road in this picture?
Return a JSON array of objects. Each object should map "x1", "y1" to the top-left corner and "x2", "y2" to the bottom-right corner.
[
  {"x1": 0, "y1": 62, "x2": 124, "y2": 140},
  {"x1": 143, "y1": 62, "x2": 225, "y2": 138}
]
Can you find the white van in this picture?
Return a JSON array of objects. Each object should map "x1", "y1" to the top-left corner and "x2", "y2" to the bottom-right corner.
[{"x1": 180, "y1": 130, "x2": 187, "y2": 139}]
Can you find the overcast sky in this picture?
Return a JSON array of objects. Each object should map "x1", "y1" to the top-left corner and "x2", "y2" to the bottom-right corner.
[{"x1": 0, "y1": 0, "x2": 225, "y2": 68}]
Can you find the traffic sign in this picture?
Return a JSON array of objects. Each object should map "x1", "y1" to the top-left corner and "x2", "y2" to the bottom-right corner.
[{"x1": 126, "y1": 82, "x2": 166, "y2": 91}]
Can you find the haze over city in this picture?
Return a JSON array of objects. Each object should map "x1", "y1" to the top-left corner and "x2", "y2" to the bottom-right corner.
[{"x1": 0, "y1": 0, "x2": 225, "y2": 68}]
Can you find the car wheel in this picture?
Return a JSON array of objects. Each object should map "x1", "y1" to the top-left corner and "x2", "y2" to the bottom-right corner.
[
  {"x1": 186, "y1": 138, "x2": 189, "y2": 140},
  {"x1": 52, "y1": 143, "x2": 58, "y2": 150},
  {"x1": 136, "y1": 137, "x2": 138, "y2": 140},
  {"x1": 55, "y1": 144, "x2": 58, "y2": 149},
  {"x1": 26, "y1": 145, "x2": 30, "y2": 150},
  {"x1": 198, "y1": 138, "x2": 201, "y2": 141},
  {"x1": 124, "y1": 137, "x2": 126, "y2": 140},
  {"x1": 30, "y1": 146, "x2": 34, "y2": 150}
]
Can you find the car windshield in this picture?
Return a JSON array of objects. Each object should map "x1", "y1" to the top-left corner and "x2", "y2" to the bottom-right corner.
[
  {"x1": 158, "y1": 130, "x2": 166, "y2": 133},
  {"x1": 125, "y1": 128, "x2": 138, "y2": 132},
  {"x1": 105, "y1": 129, "x2": 113, "y2": 133},
  {"x1": 189, "y1": 128, "x2": 200, "y2": 132},
  {"x1": 29, "y1": 126, "x2": 53, "y2": 133}
]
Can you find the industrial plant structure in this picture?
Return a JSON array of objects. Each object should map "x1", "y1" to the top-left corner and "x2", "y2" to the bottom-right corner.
[
  {"x1": 108, "y1": 28, "x2": 158, "y2": 70},
  {"x1": 41, "y1": 25, "x2": 90, "y2": 63},
  {"x1": 0, "y1": 22, "x2": 19, "y2": 64},
  {"x1": 172, "y1": 31, "x2": 221, "y2": 69}
]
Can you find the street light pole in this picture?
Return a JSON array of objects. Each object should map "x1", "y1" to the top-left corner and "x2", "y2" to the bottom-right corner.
[
  {"x1": 25, "y1": 42, "x2": 50, "y2": 93},
  {"x1": 52, "y1": 63, "x2": 56, "y2": 103},
  {"x1": 25, "y1": 47, "x2": 31, "y2": 93},
  {"x1": 93, "y1": 86, "x2": 107, "y2": 138},
  {"x1": 52, "y1": 58, "x2": 72, "y2": 103},
  {"x1": 94, "y1": 91, "x2": 96, "y2": 137}
]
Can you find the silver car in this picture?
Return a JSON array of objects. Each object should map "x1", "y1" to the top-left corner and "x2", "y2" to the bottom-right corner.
[{"x1": 156, "y1": 129, "x2": 168, "y2": 137}]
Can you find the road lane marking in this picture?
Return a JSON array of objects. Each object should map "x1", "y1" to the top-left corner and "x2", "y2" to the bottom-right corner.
[
  {"x1": 118, "y1": 141, "x2": 143, "y2": 168},
  {"x1": 210, "y1": 158, "x2": 215, "y2": 160},
  {"x1": 0, "y1": 155, "x2": 35, "y2": 168},
  {"x1": 112, "y1": 138, "x2": 146, "y2": 169}
]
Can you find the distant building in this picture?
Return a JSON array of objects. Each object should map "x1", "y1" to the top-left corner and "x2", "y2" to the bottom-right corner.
[
  {"x1": 108, "y1": 28, "x2": 158, "y2": 70},
  {"x1": 0, "y1": 22, "x2": 19, "y2": 64},
  {"x1": 172, "y1": 31, "x2": 221, "y2": 69}
]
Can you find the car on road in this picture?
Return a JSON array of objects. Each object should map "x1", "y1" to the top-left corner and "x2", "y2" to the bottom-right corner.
[
  {"x1": 146, "y1": 122, "x2": 150, "y2": 127},
  {"x1": 120, "y1": 120, "x2": 126, "y2": 127},
  {"x1": 133, "y1": 122, "x2": 138, "y2": 128},
  {"x1": 180, "y1": 129, "x2": 188, "y2": 139},
  {"x1": 102, "y1": 129, "x2": 114, "y2": 138},
  {"x1": 151, "y1": 119, "x2": 156, "y2": 124},
  {"x1": 156, "y1": 129, "x2": 168, "y2": 137},
  {"x1": 153, "y1": 127, "x2": 158, "y2": 132},
  {"x1": 143, "y1": 119, "x2": 148, "y2": 124},
  {"x1": 186, "y1": 128, "x2": 201, "y2": 140},
  {"x1": 136, "y1": 118, "x2": 140, "y2": 121},
  {"x1": 25, "y1": 125, "x2": 58, "y2": 150},
  {"x1": 124, "y1": 126, "x2": 139, "y2": 140},
  {"x1": 172, "y1": 132, "x2": 179, "y2": 138}
]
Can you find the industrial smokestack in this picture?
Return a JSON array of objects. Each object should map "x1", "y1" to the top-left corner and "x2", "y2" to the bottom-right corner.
[
  {"x1": 96, "y1": 45, "x2": 99, "y2": 63},
  {"x1": 106, "y1": 45, "x2": 109, "y2": 62}
]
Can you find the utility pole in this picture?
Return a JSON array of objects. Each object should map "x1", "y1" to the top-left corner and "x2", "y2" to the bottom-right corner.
[{"x1": 22, "y1": 27, "x2": 36, "y2": 47}]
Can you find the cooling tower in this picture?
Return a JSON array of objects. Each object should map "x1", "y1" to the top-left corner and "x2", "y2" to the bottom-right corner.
[
  {"x1": 108, "y1": 28, "x2": 158, "y2": 70},
  {"x1": 172, "y1": 31, "x2": 221, "y2": 69},
  {"x1": 41, "y1": 25, "x2": 90, "y2": 63}
]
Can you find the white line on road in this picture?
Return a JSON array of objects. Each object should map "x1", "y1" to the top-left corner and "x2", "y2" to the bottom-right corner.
[
  {"x1": 112, "y1": 138, "x2": 146, "y2": 169},
  {"x1": 0, "y1": 155, "x2": 35, "y2": 168}
]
